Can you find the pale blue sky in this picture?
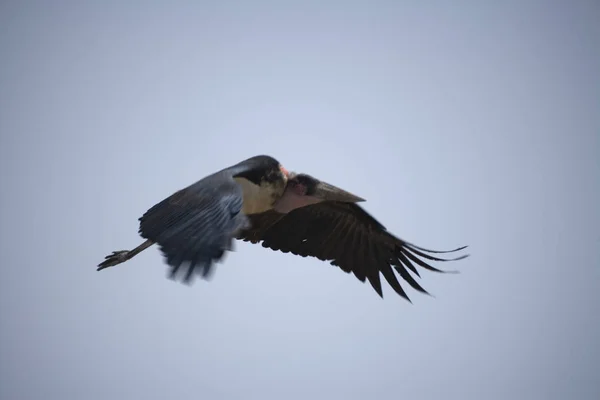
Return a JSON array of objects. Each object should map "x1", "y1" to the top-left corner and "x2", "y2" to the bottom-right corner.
[{"x1": 1, "y1": 1, "x2": 599, "y2": 399}]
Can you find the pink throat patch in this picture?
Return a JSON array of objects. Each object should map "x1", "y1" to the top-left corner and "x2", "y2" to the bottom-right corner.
[{"x1": 273, "y1": 182, "x2": 321, "y2": 213}]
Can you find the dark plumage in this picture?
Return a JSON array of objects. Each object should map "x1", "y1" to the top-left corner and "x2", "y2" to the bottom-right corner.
[
  {"x1": 138, "y1": 174, "x2": 248, "y2": 282},
  {"x1": 97, "y1": 156, "x2": 468, "y2": 301},
  {"x1": 238, "y1": 195, "x2": 467, "y2": 302},
  {"x1": 98, "y1": 155, "x2": 286, "y2": 282}
]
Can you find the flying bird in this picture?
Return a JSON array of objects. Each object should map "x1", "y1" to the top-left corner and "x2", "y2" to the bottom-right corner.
[{"x1": 97, "y1": 155, "x2": 468, "y2": 301}]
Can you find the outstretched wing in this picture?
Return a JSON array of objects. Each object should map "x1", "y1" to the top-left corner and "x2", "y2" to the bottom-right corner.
[
  {"x1": 238, "y1": 202, "x2": 468, "y2": 301},
  {"x1": 139, "y1": 174, "x2": 249, "y2": 283}
]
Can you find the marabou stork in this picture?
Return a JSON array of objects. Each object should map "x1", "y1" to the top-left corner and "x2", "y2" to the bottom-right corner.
[{"x1": 97, "y1": 155, "x2": 468, "y2": 301}]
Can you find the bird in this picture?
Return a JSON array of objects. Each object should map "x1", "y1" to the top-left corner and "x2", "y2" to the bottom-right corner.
[{"x1": 97, "y1": 154, "x2": 468, "y2": 301}]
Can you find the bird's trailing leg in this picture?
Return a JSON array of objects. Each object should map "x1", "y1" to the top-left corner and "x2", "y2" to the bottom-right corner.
[{"x1": 97, "y1": 239, "x2": 154, "y2": 271}]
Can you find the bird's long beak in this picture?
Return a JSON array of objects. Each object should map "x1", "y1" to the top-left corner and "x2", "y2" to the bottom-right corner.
[{"x1": 312, "y1": 180, "x2": 365, "y2": 203}]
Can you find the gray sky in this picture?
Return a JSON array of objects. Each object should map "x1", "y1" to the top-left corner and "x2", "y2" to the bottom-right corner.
[{"x1": 1, "y1": 1, "x2": 599, "y2": 399}]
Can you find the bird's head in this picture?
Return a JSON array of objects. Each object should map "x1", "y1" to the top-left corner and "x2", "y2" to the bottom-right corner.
[
  {"x1": 274, "y1": 173, "x2": 365, "y2": 213},
  {"x1": 292, "y1": 174, "x2": 365, "y2": 202}
]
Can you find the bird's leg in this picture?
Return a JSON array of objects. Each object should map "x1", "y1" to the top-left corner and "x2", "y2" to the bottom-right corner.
[{"x1": 97, "y1": 239, "x2": 154, "y2": 271}]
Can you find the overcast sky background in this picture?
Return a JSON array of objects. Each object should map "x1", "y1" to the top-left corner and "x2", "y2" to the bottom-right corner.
[{"x1": 1, "y1": 1, "x2": 599, "y2": 399}]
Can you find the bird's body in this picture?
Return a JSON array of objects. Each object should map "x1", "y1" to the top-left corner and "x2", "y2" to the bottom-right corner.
[{"x1": 98, "y1": 155, "x2": 468, "y2": 301}]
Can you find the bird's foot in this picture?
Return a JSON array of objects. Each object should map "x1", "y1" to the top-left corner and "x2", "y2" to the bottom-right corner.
[{"x1": 97, "y1": 250, "x2": 130, "y2": 271}]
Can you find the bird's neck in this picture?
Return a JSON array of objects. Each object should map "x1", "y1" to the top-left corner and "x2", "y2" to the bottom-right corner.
[
  {"x1": 234, "y1": 177, "x2": 286, "y2": 214},
  {"x1": 273, "y1": 185, "x2": 323, "y2": 214}
]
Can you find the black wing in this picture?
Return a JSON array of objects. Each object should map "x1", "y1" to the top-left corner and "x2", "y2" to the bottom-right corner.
[
  {"x1": 238, "y1": 202, "x2": 468, "y2": 301},
  {"x1": 139, "y1": 175, "x2": 249, "y2": 283}
]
